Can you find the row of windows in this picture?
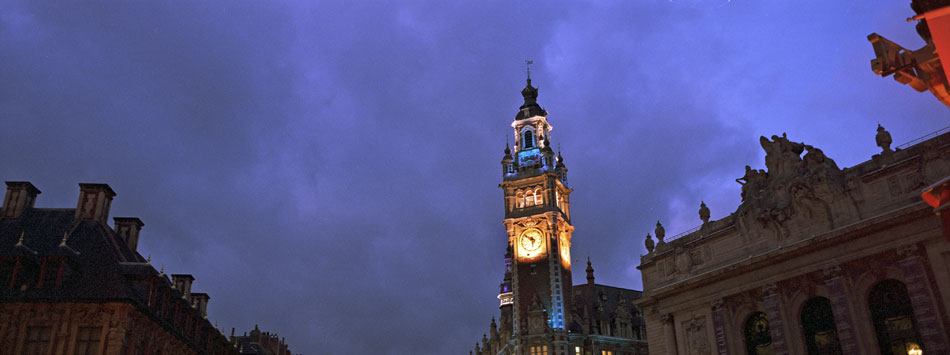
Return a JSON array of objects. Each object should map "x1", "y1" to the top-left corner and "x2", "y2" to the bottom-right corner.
[
  {"x1": 515, "y1": 188, "x2": 544, "y2": 208},
  {"x1": 744, "y1": 279, "x2": 923, "y2": 355},
  {"x1": 572, "y1": 347, "x2": 616, "y2": 355},
  {"x1": 513, "y1": 188, "x2": 566, "y2": 210},
  {"x1": 23, "y1": 326, "x2": 101, "y2": 355},
  {"x1": 529, "y1": 345, "x2": 548, "y2": 355},
  {"x1": 594, "y1": 320, "x2": 644, "y2": 340}
]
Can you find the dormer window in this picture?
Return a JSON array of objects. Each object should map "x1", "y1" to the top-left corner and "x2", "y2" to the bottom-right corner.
[{"x1": 523, "y1": 130, "x2": 534, "y2": 149}]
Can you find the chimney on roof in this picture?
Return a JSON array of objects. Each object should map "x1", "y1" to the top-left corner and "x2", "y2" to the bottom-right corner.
[
  {"x1": 2, "y1": 181, "x2": 41, "y2": 219},
  {"x1": 172, "y1": 274, "x2": 195, "y2": 301},
  {"x1": 114, "y1": 217, "x2": 144, "y2": 251},
  {"x1": 75, "y1": 183, "x2": 116, "y2": 223},
  {"x1": 192, "y1": 292, "x2": 210, "y2": 318}
]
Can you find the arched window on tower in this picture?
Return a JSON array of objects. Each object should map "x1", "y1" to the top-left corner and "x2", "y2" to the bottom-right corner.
[
  {"x1": 800, "y1": 297, "x2": 843, "y2": 355},
  {"x1": 524, "y1": 190, "x2": 534, "y2": 207},
  {"x1": 523, "y1": 130, "x2": 534, "y2": 149},
  {"x1": 534, "y1": 188, "x2": 543, "y2": 206},
  {"x1": 516, "y1": 191, "x2": 524, "y2": 209},
  {"x1": 868, "y1": 279, "x2": 923, "y2": 355},
  {"x1": 744, "y1": 312, "x2": 774, "y2": 355}
]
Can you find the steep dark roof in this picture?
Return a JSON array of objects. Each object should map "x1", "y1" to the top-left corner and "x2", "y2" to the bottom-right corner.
[
  {"x1": 515, "y1": 78, "x2": 548, "y2": 120},
  {"x1": 0, "y1": 204, "x2": 234, "y2": 354},
  {"x1": 0, "y1": 208, "x2": 146, "y2": 300}
]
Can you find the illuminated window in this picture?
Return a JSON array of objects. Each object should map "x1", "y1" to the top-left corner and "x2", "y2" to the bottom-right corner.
[
  {"x1": 601, "y1": 351, "x2": 613, "y2": 355},
  {"x1": 523, "y1": 130, "x2": 534, "y2": 149},
  {"x1": 534, "y1": 188, "x2": 543, "y2": 205},
  {"x1": 555, "y1": 189, "x2": 560, "y2": 207},
  {"x1": 800, "y1": 297, "x2": 842, "y2": 355},
  {"x1": 529, "y1": 345, "x2": 548, "y2": 355},
  {"x1": 74, "y1": 326, "x2": 102, "y2": 355},
  {"x1": 516, "y1": 191, "x2": 525, "y2": 208},
  {"x1": 575, "y1": 346, "x2": 582, "y2": 355},
  {"x1": 869, "y1": 279, "x2": 922, "y2": 355},
  {"x1": 24, "y1": 326, "x2": 52, "y2": 355},
  {"x1": 524, "y1": 189, "x2": 537, "y2": 207}
]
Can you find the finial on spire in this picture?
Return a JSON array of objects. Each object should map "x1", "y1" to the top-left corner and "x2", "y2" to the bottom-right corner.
[
  {"x1": 16, "y1": 231, "x2": 25, "y2": 246},
  {"x1": 59, "y1": 231, "x2": 69, "y2": 247}
]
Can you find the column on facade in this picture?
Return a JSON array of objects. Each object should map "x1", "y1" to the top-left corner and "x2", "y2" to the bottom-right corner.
[
  {"x1": 760, "y1": 284, "x2": 790, "y2": 355},
  {"x1": 822, "y1": 266, "x2": 860, "y2": 355},
  {"x1": 897, "y1": 244, "x2": 950, "y2": 352},
  {"x1": 661, "y1": 314, "x2": 678, "y2": 355},
  {"x1": 709, "y1": 299, "x2": 730, "y2": 355}
]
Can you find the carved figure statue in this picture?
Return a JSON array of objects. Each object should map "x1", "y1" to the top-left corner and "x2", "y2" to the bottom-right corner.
[
  {"x1": 698, "y1": 201, "x2": 710, "y2": 225},
  {"x1": 802, "y1": 145, "x2": 840, "y2": 175},
  {"x1": 760, "y1": 134, "x2": 805, "y2": 179},
  {"x1": 644, "y1": 233, "x2": 655, "y2": 253},
  {"x1": 876, "y1": 124, "x2": 893, "y2": 152},
  {"x1": 736, "y1": 165, "x2": 767, "y2": 202}
]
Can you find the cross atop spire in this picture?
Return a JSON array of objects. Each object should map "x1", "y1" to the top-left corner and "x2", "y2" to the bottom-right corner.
[{"x1": 525, "y1": 59, "x2": 534, "y2": 81}]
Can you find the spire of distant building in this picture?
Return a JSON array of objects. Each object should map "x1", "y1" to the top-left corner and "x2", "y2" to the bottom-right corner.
[{"x1": 586, "y1": 257, "x2": 595, "y2": 285}]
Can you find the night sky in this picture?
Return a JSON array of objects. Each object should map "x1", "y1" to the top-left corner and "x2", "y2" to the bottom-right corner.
[{"x1": 1, "y1": 1, "x2": 947, "y2": 354}]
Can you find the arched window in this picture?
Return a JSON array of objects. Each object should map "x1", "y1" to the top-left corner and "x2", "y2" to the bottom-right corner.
[
  {"x1": 555, "y1": 189, "x2": 560, "y2": 207},
  {"x1": 744, "y1": 312, "x2": 774, "y2": 355},
  {"x1": 534, "y1": 188, "x2": 543, "y2": 205},
  {"x1": 524, "y1": 190, "x2": 534, "y2": 207},
  {"x1": 801, "y1": 297, "x2": 843, "y2": 355},
  {"x1": 869, "y1": 279, "x2": 923, "y2": 355},
  {"x1": 516, "y1": 191, "x2": 524, "y2": 209},
  {"x1": 523, "y1": 130, "x2": 534, "y2": 149}
]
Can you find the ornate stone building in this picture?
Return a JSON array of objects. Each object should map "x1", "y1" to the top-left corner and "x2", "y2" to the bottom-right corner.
[
  {"x1": 636, "y1": 127, "x2": 950, "y2": 354},
  {"x1": 472, "y1": 78, "x2": 648, "y2": 355},
  {"x1": 230, "y1": 325, "x2": 293, "y2": 355},
  {"x1": 0, "y1": 182, "x2": 237, "y2": 354}
]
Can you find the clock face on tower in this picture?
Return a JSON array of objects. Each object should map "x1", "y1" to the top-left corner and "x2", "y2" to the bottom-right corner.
[{"x1": 519, "y1": 229, "x2": 545, "y2": 260}]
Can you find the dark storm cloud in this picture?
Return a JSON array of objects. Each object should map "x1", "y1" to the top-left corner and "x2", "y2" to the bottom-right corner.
[{"x1": 1, "y1": 0, "x2": 946, "y2": 354}]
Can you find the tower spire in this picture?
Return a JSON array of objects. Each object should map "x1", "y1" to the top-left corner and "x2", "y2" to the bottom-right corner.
[{"x1": 586, "y1": 257, "x2": 595, "y2": 285}]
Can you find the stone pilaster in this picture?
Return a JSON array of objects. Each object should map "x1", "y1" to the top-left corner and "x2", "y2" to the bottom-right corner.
[
  {"x1": 822, "y1": 266, "x2": 859, "y2": 355},
  {"x1": 710, "y1": 299, "x2": 730, "y2": 355},
  {"x1": 661, "y1": 313, "x2": 678, "y2": 355},
  {"x1": 897, "y1": 244, "x2": 949, "y2": 353},
  {"x1": 760, "y1": 284, "x2": 789, "y2": 355}
]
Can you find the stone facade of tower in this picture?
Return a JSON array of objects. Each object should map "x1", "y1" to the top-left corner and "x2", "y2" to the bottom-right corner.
[{"x1": 472, "y1": 79, "x2": 648, "y2": 355}]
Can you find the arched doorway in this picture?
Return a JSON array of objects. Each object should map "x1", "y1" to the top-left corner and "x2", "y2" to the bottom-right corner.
[
  {"x1": 800, "y1": 297, "x2": 843, "y2": 354},
  {"x1": 868, "y1": 279, "x2": 923, "y2": 355},
  {"x1": 745, "y1": 312, "x2": 774, "y2": 355}
]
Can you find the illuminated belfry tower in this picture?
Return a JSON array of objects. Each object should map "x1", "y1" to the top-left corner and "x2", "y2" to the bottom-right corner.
[{"x1": 499, "y1": 75, "x2": 574, "y2": 355}]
